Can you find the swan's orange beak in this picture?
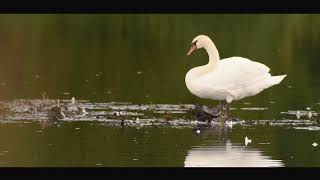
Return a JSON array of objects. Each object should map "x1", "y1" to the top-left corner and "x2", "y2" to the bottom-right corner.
[{"x1": 187, "y1": 44, "x2": 196, "y2": 56}]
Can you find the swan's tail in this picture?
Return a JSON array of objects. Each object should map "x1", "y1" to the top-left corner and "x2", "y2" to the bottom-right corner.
[{"x1": 269, "y1": 75, "x2": 287, "y2": 85}]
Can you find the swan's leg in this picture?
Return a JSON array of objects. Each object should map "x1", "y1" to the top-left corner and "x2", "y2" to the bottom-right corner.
[
  {"x1": 226, "y1": 102, "x2": 230, "y2": 113},
  {"x1": 214, "y1": 101, "x2": 224, "y2": 116},
  {"x1": 221, "y1": 100, "x2": 230, "y2": 120},
  {"x1": 224, "y1": 103, "x2": 230, "y2": 119},
  {"x1": 219, "y1": 100, "x2": 227, "y2": 111},
  {"x1": 218, "y1": 101, "x2": 223, "y2": 111},
  {"x1": 221, "y1": 100, "x2": 227, "y2": 111}
]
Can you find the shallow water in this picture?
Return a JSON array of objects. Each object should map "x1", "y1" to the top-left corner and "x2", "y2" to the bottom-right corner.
[
  {"x1": 0, "y1": 99, "x2": 320, "y2": 167},
  {"x1": 0, "y1": 14, "x2": 320, "y2": 167},
  {"x1": 0, "y1": 119, "x2": 319, "y2": 167}
]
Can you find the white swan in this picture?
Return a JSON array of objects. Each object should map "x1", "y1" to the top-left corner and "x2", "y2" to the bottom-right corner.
[{"x1": 185, "y1": 35, "x2": 286, "y2": 112}]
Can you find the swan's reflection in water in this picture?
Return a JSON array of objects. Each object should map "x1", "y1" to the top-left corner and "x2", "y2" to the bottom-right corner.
[{"x1": 184, "y1": 126, "x2": 284, "y2": 167}]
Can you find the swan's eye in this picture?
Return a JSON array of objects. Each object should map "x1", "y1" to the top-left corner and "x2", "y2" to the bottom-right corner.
[
  {"x1": 187, "y1": 41, "x2": 198, "y2": 55},
  {"x1": 191, "y1": 40, "x2": 198, "y2": 47}
]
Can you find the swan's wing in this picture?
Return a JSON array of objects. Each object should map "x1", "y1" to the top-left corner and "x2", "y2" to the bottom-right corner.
[{"x1": 201, "y1": 57, "x2": 271, "y2": 95}]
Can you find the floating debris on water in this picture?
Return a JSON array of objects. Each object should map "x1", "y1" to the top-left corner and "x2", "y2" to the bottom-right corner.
[
  {"x1": 312, "y1": 142, "x2": 318, "y2": 147},
  {"x1": 82, "y1": 108, "x2": 88, "y2": 116},
  {"x1": 96, "y1": 163, "x2": 103, "y2": 166},
  {"x1": 226, "y1": 120, "x2": 233, "y2": 128},
  {"x1": 258, "y1": 143, "x2": 271, "y2": 145},
  {"x1": 136, "y1": 71, "x2": 143, "y2": 75},
  {"x1": 245, "y1": 136, "x2": 252, "y2": 146},
  {"x1": 154, "y1": 110, "x2": 187, "y2": 114},
  {"x1": 71, "y1": 97, "x2": 75, "y2": 104},
  {"x1": 132, "y1": 158, "x2": 139, "y2": 161},
  {"x1": 296, "y1": 111, "x2": 301, "y2": 119},
  {"x1": 240, "y1": 107, "x2": 268, "y2": 111},
  {"x1": 0, "y1": 99, "x2": 320, "y2": 129},
  {"x1": 60, "y1": 111, "x2": 66, "y2": 119},
  {"x1": 294, "y1": 126, "x2": 320, "y2": 131},
  {"x1": 75, "y1": 127, "x2": 80, "y2": 130},
  {"x1": 48, "y1": 106, "x2": 63, "y2": 121},
  {"x1": 306, "y1": 107, "x2": 311, "y2": 111},
  {"x1": 225, "y1": 119, "x2": 245, "y2": 128},
  {"x1": 281, "y1": 110, "x2": 318, "y2": 119},
  {"x1": 106, "y1": 91, "x2": 112, "y2": 94},
  {"x1": 265, "y1": 119, "x2": 314, "y2": 126},
  {"x1": 196, "y1": 130, "x2": 200, "y2": 134}
]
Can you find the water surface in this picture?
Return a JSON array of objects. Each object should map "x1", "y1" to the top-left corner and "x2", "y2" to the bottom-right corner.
[{"x1": 0, "y1": 14, "x2": 320, "y2": 167}]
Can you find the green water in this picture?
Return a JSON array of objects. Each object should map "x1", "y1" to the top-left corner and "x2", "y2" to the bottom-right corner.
[
  {"x1": 0, "y1": 14, "x2": 320, "y2": 167},
  {"x1": 0, "y1": 122, "x2": 319, "y2": 167}
]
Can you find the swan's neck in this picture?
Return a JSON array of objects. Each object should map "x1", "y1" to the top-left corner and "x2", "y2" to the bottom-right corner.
[
  {"x1": 185, "y1": 38, "x2": 220, "y2": 93},
  {"x1": 186, "y1": 39, "x2": 220, "y2": 82},
  {"x1": 204, "y1": 41, "x2": 220, "y2": 68}
]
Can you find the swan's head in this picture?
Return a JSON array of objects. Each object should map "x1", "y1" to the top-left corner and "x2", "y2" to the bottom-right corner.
[{"x1": 187, "y1": 35, "x2": 213, "y2": 55}]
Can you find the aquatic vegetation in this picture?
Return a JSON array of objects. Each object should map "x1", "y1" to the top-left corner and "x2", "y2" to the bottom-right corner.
[{"x1": 0, "y1": 99, "x2": 318, "y2": 131}]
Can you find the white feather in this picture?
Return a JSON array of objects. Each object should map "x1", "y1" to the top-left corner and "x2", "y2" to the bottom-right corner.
[{"x1": 186, "y1": 35, "x2": 286, "y2": 103}]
